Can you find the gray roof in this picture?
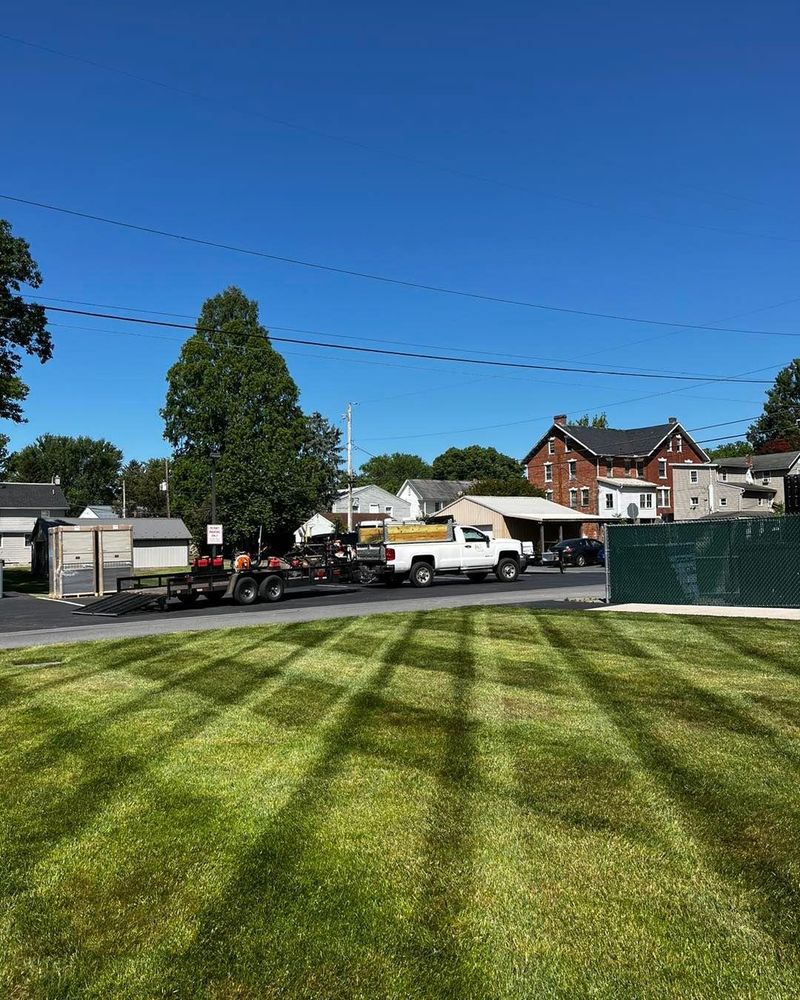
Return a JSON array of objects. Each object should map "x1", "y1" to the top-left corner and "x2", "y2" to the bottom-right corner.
[
  {"x1": 36, "y1": 516, "x2": 191, "y2": 541},
  {"x1": 562, "y1": 423, "x2": 676, "y2": 457},
  {"x1": 436, "y1": 495, "x2": 604, "y2": 522},
  {"x1": 596, "y1": 476, "x2": 656, "y2": 489},
  {"x1": 0, "y1": 481, "x2": 68, "y2": 510},
  {"x1": 82, "y1": 505, "x2": 116, "y2": 517},
  {"x1": 698, "y1": 510, "x2": 778, "y2": 521},
  {"x1": 404, "y1": 479, "x2": 473, "y2": 502},
  {"x1": 715, "y1": 451, "x2": 800, "y2": 473}
]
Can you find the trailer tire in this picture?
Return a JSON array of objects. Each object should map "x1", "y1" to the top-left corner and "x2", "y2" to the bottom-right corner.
[
  {"x1": 410, "y1": 561, "x2": 434, "y2": 588},
  {"x1": 495, "y1": 558, "x2": 519, "y2": 583},
  {"x1": 258, "y1": 574, "x2": 285, "y2": 603},
  {"x1": 233, "y1": 576, "x2": 259, "y2": 605},
  {"x1": 177, "y1": 592, "x2": 198, "y2": 606},
  {"x1": 466, "y1": 571, "x2": 489, "y2": 582}
]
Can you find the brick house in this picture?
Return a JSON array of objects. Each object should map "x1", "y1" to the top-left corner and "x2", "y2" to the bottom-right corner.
[{"x1": 523, "y1": 415, "x2": 709, "y2": 533}]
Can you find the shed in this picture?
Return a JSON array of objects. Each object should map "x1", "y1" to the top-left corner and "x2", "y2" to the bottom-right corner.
[
  {"x1": 432, "y1": 495, "x2": 605, "y2": 551},
  {"x1": 32, "y1": 516, "x2": 192, "y2": 573}
]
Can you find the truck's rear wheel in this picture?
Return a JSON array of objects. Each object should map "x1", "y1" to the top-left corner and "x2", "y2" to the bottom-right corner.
[
  {"x1": 466, "y1": 571, "x2": 488, "y2": 582},
  {"x1": 495, "y1": 558, "x2": 519, "y2": 583},
  {"x1": 410, "y1": 562, "x2": 434, "y2": 588},
  {"x1": 233, "y1": 576, "x2": 259, "y2": 605},
  {"x1": 258, "y1": 574, "x2": 285, "y2": 603}
]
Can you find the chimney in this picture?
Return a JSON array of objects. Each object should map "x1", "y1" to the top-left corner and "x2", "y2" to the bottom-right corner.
[
  {"x1": 554, "y1": 414, "x2": 567, "y2": 427},
  {"x1": 668, "y1": 416, "x2": 677, "y2": 425}
]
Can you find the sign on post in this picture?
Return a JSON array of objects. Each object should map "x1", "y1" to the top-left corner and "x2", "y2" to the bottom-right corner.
[{"x1": 207, "y1": 524, "x2": 223, "y2": 546}]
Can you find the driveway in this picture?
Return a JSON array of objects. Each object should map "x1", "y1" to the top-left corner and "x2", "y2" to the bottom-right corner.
[{"x1": 0, "y1": 567, "x2": 606, "y2": 649}]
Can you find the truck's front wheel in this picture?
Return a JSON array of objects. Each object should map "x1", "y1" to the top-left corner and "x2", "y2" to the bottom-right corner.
[
  {"x1": 495, "y1": 558, "x2": 520, "y2": 583},
  {"x1": 410, "y1": 562, "x2": 434, "y2": 588}
]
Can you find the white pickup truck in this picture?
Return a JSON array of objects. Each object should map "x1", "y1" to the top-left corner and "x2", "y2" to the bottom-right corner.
[{"x1": 372, "y1": 523, "x2": 524, "y2": 588}]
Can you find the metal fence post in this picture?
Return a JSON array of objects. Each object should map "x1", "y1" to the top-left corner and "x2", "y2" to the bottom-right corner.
[{"x1": 0, "y1": 558, "x2": 4, "y2": 598}]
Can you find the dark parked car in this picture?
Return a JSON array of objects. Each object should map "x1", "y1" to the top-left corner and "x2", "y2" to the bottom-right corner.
[{"x1": 541, "y1": 537, "x2": 604, "y2": 568}]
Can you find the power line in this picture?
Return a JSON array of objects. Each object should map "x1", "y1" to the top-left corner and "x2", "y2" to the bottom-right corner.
[
  {"x1": 2, "y1": 31, "x2": 795, "y2": 247},
  {"x1": 4, "y1": 193, "x2": 800, "y2": 338},
  {"x1": 31, "y1": 303, "x2": 776, "y2": 383}
]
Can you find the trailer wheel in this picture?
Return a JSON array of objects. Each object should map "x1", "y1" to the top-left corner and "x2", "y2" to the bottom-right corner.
[
  {"x1": 233, "y1": 576, "x2": 259, "y2": 605},
  {"x1": 466, "y1": 571, "x2": 488, "y2": 582},
  {"x1": 258, "y1": 574, "x2": 285, "y2": 603},
  {"x1": 177, "y1": 592, "x2": 198, "y2": 606},
  {"x1": 410, "y1": 561, "x2": 434, "y2": 588},
  {"x1": 495, "y1": 558, "x2": 519, "y2": 583}
]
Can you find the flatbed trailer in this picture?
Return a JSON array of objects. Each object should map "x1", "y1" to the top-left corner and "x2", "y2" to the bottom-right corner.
[{"x1": 75, "y1": 557, "x2": 362, "y2": 616}]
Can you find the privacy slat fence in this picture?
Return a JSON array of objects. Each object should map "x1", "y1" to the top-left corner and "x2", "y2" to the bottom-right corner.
[{"x1": 606, "y1": 516, "x2": 800, "y2": 609}]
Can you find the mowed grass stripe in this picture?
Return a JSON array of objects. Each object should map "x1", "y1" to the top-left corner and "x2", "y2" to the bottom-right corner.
[{"x1": 0, "y1": 608, "x2": 799, "y2": 999}]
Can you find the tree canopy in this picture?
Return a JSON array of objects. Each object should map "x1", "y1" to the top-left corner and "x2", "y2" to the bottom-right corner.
[
  {"x1": 747, "y1": 360, "x2": 800, "y2": 453},
  {"x1": 356, "y1": 452, "x2": 432, "y2": 495},
  {"x1": 7, "y1": 434, "x2": 123, "y2": 512},
  {"x1": 706, "y1": 440, "x2": 751, "y2": 460},
  {"x1": 431, "y1": 445, "x2": 522, "y2": 481},
  {"x1": 162, "y1": 287, "x2": 338, "y2": 549},
  {"x1": 0, "y1": 220, "x2": 52, "y2": 423},
  {"x1": 469, "y1": 477, "x2": 546, "y2": 497},
  {"x1": 574, "y1": 412, "x2": 609, "y2": 427}
]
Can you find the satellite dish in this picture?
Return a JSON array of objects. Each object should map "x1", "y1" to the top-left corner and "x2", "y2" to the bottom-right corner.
[{"x1": 626, "y1": 502, "x2": 640, "y2": 519}]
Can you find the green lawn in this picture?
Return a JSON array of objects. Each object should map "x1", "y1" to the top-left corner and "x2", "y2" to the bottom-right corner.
[{"x1": 1, "y1": 608, "x2": 799, "y2": 999}]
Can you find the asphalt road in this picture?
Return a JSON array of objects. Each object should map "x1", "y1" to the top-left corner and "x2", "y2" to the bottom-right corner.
[{"x1": 0, "y1": 567, "x2": 606, "y2": 649}]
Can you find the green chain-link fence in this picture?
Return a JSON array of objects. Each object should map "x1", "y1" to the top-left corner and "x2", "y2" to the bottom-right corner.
[{"x1": 606, "y1": 516, "x2": 800, "y2": 608}]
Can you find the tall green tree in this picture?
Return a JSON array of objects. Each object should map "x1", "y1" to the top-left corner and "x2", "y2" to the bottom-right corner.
[
  {"x1": 7, "y1": 434, "x2": 123, "y2": 512},
  {"x1": 162, "y1": 287, "x2": 330, "y2": 548},
  {"x1": 431, "y1": 445, "x2": 523, "y2": 481},
  {"x1": 575, "y1": 412, "x2": 609, "y2": 427},
  {"x1": 118, "y1": 458, "x2": 171, "y2": 516},
  {"x1": 0, "y1": 433, "x2": 8, "y2": 477},
  {"x1": 299, "y1": 412, "x2": 343, "y2": 511},
  {"x1": 469, "y1": 477, "x2": 545, "y2": 497},
  {"x1": 0, "y1": 219, "x2": 53, "y2": 423},
  {"x1": 357, "y1": 452, "x2": 432, "y2": 495},
  {"x1": 748, "y1": 360, "x2": 800, "y2": 453},
  {"x1": 707, "y1": 440, "x2": 751, "y2": 460}
]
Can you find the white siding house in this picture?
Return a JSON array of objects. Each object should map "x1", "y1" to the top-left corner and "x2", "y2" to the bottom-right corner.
[
  {"x1": 331, "y1": 485, "x2": 410, "y2": 519},
  {"x1": 397, "y1": 480, "x2": 473, "y2": 519},
  {"x1": 596, "y1": 477, "x2": 658, "y2": 522},
  {"x1": 0, "y1": 482, "x2": 69, "y2": 565}
]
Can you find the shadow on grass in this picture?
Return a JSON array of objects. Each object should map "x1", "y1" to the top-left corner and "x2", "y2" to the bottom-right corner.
[
  {"x1": 691, "y1": 618, "x2": 800, "y2": 682},
  {"x1": 538, "y1": 615, "x2": 800, "y2": 955}
]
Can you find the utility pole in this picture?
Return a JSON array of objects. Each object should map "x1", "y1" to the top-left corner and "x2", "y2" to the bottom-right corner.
[
  {"x1": 345, "y1": 402, "x2": 353, "y2": 531},
  {"x1": 122, "y1": 478, "x2": 127, "y2": 518},
  {"x1": 164, "y1": 458, "x2": 171, "y2": 518}
]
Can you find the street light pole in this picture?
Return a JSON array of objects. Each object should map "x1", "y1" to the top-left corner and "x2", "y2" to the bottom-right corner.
[{"x1": 210, "y1": 447, "x2": 221, "y2": 560}]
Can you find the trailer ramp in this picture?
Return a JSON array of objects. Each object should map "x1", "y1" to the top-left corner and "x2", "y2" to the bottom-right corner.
[{"x1": 73, "y1": 592, "x2": 161, "y2": 617}]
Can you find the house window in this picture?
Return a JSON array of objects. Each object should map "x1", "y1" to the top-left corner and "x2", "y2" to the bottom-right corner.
[
  {"x1": 690, "y1": 496, "x2": 699, "y2": 509},
  {"x1": 384, "y1": 506, "x2": 393, "y2": 515},
  {"x1": 721, "y1": 471, "x2": 728, "y2": 482},
  {"x1": 580, "y1": 487, "x2": 590, "y2": 507},
  {"x1": 564, "y1": 437, "x2": 572, "y2": 453},
  {"x1": 24, "y1": 533, "x2": 33, "y2": 546},
  {"x1": 690, "y1": 470, "x2": 699, "y2": 484},
  {"x1": 676, "y1": 435, "x2": 683, "y2": 453},
  {"x1": 569, "y1": 488, "x2": 578, "y2": 509},
  {"x1": 352, "y1": 500, "x2": 360, "y2": 512},
  {"x1": 544, "y1": 462, "x2": 553, "y2": 483},
  {"x1": 624, "y1": 459, "x2": 632, "y2": 477},
  {"x1": 568, "y1": 460, "x2": 577, "y2": 480},
  {"x1": 545, "y1": 490, "x2": 554, "y2": 502},
  {"x1": 605, "y1": 457, "x2": 613, "y2": 476},
  {"x1": 762, "y1": 475, "x2": 771, "y2": 485},
  {"x1": 658, "y1": 460, "x2": 667, "y2": 479},
  {"x1": 369, "y1": 503, "x2": 380, "y2": 513},
  {"x1": 433, "y1": 501, "x2": 444, "y2": 512},
  {"x1": 547, "y1": 437, "x2": 555, "y2": 455},
  {"x1": 640, "y1": 493, "x2": 654, "y2": 510},
  {"x1": 636, "y1": 460, "x2": 644, "y2": 478},
  {"x1": 657, "y1": 488, "x2": 670, "y2": 508},
  {"x1": 667, "y1": 438, "x2": 673, "y2": 452},
  {"x1": 719, "y1": 497, "x2": 728, "y2": 507},
  {"x1": 604, "y1": 493, "x2": 614, "y2": 509},
  {"x1": 758, "y1": 497, "x2": 764, "y2": 507}
]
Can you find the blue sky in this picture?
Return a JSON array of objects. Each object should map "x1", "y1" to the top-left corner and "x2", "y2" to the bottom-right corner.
[{"x1": 2, "y1": 1, "x2": 798, "y2": 468}]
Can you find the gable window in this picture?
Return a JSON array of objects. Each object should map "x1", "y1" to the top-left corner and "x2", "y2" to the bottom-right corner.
[
  {"x1": 636, "y1": 460, "x2": 644, "y2": 478},
  {"x1": 351, "y1": 500, "x2": 360, "y2": 512},
  {"x1": 580, "y1": 487, "x2": 590, "y2": 507},
  {"x1": 667, "y1": 438, "x2": 673, "y2": 452},
  {"x1": 721, "y1": 471, "x2": 728, "y2": 482},
  {"x1": 640, "y1": 493, "x2": 654, "y2": 510},
  {"x1": 676, "y1": 435, "x2": 683, "y2": 453},
  {"x1": 564, "y1": 436, "x2": 572, "y2": 453},
  {"x1": 369, "y1": 503, "x2": 380, "y2": 513},
  {"x1": 384, "y1": 506, "x2": 393, "y2": 515},
  {"x1": 545, "y1": 489, "x2": 554, "y2": 502},
  {"x1": 568, "y1": 460, "x2": 577, "y2": 480},
  {"x1": 689, "y1": 496, "x2": 699, "y2": 509},
  {"x1": 690, "y1": 469, "x2": 699, "y2": 484},
  {"x1": 605, "y1": 457, "x2": 613, "y2": 476},
  {"x1": 658, "y1": 460, "x2": 667, "y2": 479},
  {"x1": 544, "y1": 462, "x2": 553, "y2": 483},
  {"x1": 719, "y1": 497, "x2": 728, "y2": 508},
  {"x1": 604, "y1": 492, "x2": 614, "y2": 509},
  {"x1": 569, "y1": 488, "x2": 578, "y2": 509},
  {"x1": 657, "y1": 488, "x2": 670, "y2": 508},
  {"x1": 547, "y1": 437, "x2": 555, "y2": 455}
]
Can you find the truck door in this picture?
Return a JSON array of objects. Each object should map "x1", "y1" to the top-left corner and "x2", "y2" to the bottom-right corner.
[{"x1": 458, "y1": 527, "x2": 495, "y2": 570}]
